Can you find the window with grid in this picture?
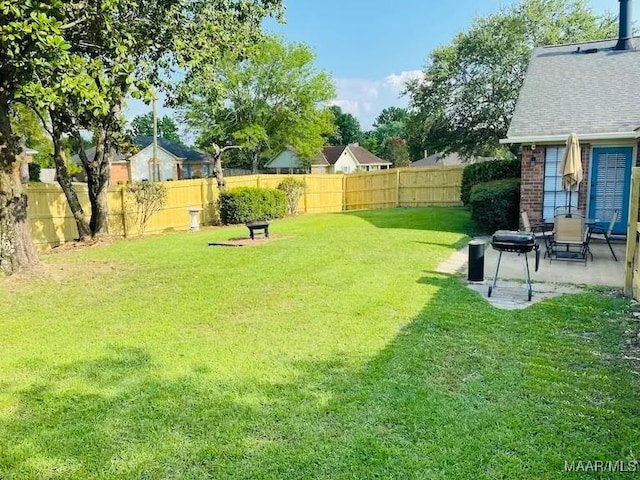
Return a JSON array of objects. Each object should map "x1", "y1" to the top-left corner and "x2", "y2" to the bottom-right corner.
[{"x1": 543, "y1": 146, "x2": 578, "y2": 221}]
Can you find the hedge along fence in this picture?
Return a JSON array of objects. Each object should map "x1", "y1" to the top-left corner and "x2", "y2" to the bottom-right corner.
[
  {"x1": 468, "y1": 178, "x2": 521, "y2": 233},
  {"x1": 460, "y1": 159, "x2": 521, "y2": 206},
  {"x1": 26, "y1": 167, "x2": 466, "y2": 248}
]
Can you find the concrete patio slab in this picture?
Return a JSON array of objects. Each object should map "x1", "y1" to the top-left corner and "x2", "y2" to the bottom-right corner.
[
  {"x1": 435, "y1": 236, "x2": 626, "y2": 310},
  {"x1": 464, "y1": 237, "x2": 626, "y2": 288}
]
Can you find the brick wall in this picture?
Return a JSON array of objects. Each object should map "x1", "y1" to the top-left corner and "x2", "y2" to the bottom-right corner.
[
  {"x1": 520, "y1": 146, "x2": 546, "y2": 224},
  {"x1": 520, "y1": 144, "x2": 591, "y2": 224}
]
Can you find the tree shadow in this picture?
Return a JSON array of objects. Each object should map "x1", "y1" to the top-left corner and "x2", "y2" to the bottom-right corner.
[
  {"x1": 344, "y1": 207, "x2": 472, "y2": 235},
  {"x1": 1, "y1": 281, "x2": 638, "y2": 478}
]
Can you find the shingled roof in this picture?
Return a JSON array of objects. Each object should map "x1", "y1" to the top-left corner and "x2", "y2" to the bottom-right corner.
[
  {"x1": 505, "y1": 37, "x2": 640, "y2": 143},
  {"x1": 70, "y1": 137, "x2": 212, "y2": 165},
  {"x1": 133, "y1": 136, "x2": 211, "y2": 163},
  {"x1": 348, "y1": 145, "x2": 391, "y2": 165}
]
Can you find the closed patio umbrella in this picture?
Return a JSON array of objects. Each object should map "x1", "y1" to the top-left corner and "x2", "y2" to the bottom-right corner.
[{"x1": 558, "y1": 133, "x2": 583, "y2": 215}]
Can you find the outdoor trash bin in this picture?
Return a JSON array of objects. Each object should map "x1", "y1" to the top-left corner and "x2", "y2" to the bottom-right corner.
[{"x1": 468, "y1": 240, "x2": 485, "y2": 282}]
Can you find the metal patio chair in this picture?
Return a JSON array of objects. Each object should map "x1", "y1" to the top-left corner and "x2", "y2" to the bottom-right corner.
[{"x1": 588, "y1": 210, "x2": 619, "y2": 261}]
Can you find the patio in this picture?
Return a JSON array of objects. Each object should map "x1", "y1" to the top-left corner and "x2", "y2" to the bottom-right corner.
[{"x1": 471, "y1": 236, "x2": 626, "y2": 288}]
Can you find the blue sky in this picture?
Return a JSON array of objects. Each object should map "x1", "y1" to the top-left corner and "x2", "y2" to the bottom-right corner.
[{"x1": 125, "y1": 0, "x2": 634, "y2": 140}]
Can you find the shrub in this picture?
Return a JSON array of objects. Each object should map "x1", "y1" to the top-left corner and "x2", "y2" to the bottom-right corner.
[
  {"x1": 461, "y1": 159, "x2": 520, "y2": 205},
  {"x1": 469, "y1": 178, "x2": 521, "y2": 234},
  {"x1": 218, "y1": 187, "x2": 286, "y2": 224},
  {"x1": 28, "y1": 163, "x2": 41, "y2": 182},
  {"x1": 277, "y1": 177, "x2": 305, "y2": 215},
  {"x1": 126, "y1": 181, "x2": 167, "y2": 236}
]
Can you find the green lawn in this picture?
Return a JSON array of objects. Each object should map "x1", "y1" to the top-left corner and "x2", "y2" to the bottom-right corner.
[{"x1": 1, "y1": 207, "x2": 639, "y2": 479}]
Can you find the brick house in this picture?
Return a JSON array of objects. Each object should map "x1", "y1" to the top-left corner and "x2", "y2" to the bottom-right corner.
[{"x1": 502, "y1": 11, "x2": 640, "y2": 235}]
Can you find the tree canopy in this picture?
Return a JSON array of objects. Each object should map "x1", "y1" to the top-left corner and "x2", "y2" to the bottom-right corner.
[
  {"x1": 380, "y1": 136, "x2": 410, "y2": 167},
  {"x1": 131, "y1": 113, "x2": 183, "y2": 144},
  {"x1": 326, "y1": 105, "x2": 361, "y2": 145},
  {"x1": 182, "y1": 36, "x2": 336, "y2": 172},
  {"x1": 405, "y1": 0, "x2": 617, "y2": 158}
]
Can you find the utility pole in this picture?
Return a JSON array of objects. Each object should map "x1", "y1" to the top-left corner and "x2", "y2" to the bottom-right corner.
[{"x1": 152, "y1": 95, "x2": 158, "y2": 181}]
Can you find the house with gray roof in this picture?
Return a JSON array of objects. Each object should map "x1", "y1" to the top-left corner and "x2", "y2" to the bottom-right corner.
[
  {"x1": 265, "y1": 144, "x2": 391, "y2": 174},
  {"x1": 71, "y1": 136, "x2": 213, "y2": 183},
  {"x1": 502, "y1": 2, "x2": 640, "y2": 235}
]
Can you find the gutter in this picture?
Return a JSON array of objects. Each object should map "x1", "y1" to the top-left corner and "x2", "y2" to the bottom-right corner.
[{"x1": 500, "y1": 131, "x2": 640, "y2": 144}]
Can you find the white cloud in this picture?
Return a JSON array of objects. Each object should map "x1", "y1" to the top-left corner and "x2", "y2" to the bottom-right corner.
[
  {"x1": 384, "y1": 70, "x2": 424, "y2": 90},
  {"x1": 330, "y1": 70, "x2": 422, "y2": 129}
]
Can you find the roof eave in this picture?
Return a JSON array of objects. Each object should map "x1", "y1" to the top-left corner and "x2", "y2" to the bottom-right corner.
[{"x1": 500, "y1": 131, "x2": 640, "y2": 144}]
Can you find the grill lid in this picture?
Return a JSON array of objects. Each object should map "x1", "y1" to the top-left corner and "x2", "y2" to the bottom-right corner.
[{"x1": 491, "y1": 230, "x2": 537, "y2": 252}]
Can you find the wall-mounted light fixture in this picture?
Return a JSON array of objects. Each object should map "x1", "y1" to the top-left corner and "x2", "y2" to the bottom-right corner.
[{"x1": 529, "y1": 144, "x2": 537, "y2": 167}]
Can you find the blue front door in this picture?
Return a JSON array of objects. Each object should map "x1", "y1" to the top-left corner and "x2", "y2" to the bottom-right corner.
[{"x1": 589, "y1": 147, "x2": 634, "y2": 235}]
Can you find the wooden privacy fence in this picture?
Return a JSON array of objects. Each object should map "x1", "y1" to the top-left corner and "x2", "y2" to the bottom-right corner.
[
  {"x1": 344, "y1": 167, "x2": 464, "y2": 210},
  {"x1": 624, "y1": 167, "x2": 640, "y2": 299},
  {"x1": 26, "y1": 166, "x2": 464, "y2": 247}
]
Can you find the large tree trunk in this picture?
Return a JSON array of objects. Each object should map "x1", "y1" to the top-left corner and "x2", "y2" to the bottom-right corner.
[
  {"x1": 251, "y1": 151, "x2": 260, "y2": 174},
  {"x1": 79, "y1": 127, "x2": 110, "y2": 236},
  {"x1": 0, "y1": 98, "x2": 38, "y2": 274},
  {"x1": 213, "y1": 155, "x2": 226, "y2": 190},
  {"x1": 51, "y1": 115, "x2": 91, "y2": 240}
]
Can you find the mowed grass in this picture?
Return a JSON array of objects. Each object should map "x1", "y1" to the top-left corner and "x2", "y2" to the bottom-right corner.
[{"x1": 0, "y1": 207, "x2": 639, "y2": 479}]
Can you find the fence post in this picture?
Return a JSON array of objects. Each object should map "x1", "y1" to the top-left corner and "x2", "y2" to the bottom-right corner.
[
  {"x1": 395, "y1": 168, "x2": 400, "y2": 207},
  {"x1": 624, "y1": 167, "x2": 640, "y2": 296},
  {"x1": 342, "y1": 174, "x2": 347, "y2": 211},
  {"x1": 256, "y1": 175, "x2": 261, "y2": 188},
  {"x1": 303, "y1": 175, "x2": 308, "y2": 213},
  {"x1": 120, "y1": 185, "x2": 127, "y2": 238}
]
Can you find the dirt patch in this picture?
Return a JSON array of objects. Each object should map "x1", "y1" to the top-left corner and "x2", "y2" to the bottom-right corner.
[
  {"x1": 0, "y1": 260, "x2": 126, "y2": 294},
  {"x1": 208, "y1": 234, "x2": 292, "y2": 247}
]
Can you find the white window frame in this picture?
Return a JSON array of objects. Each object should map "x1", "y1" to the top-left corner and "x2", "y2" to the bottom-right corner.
[{"x1": 543, "y1": 146, "x2": 578, "y2": 221}]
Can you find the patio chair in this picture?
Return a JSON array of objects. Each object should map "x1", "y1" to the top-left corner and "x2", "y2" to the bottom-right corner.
[
  {"x1": 520, "y1": 209, "x2": 553, "y2": 257},
  {"x1": 548, "y1": 213, "x2": 591, "y2": 264},
  {"x1": 588, "y1": 210, "x2": 619, "y2": 261}
]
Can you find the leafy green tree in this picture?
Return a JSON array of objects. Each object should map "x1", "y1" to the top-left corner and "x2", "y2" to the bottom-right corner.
[
  {"x1": 0, "y1": 0, "x2": 74, "y2": 273},
  {"x1": 358, "y1": 131, "x2": 380, "y2": 156},
  {"x1": 327, "y1": 105, "x2": 361, "y2": 145},
  {"x1": 373, "y1": 107, "x2": 408, "y2": 129},
  {"x1": 183, "y1": 36, "x2": 336, "y2": 173},
  {"x1": 11, "y1": 105, "x2": 53, "y2": 167},
  {"x1": 406, "y1": 0, "x2": 617, "y2": 158},
  {"x1": 380, "y1": 137, "x2": 410, "y2": 167},
  {"x1": 48, "y1": 0, "x2": 282, "y2": 236},
  {"x1": 130, "y1": 113, "x2": 183, "y2": 144}
]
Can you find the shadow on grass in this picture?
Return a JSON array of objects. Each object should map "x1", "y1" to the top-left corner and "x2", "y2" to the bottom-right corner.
[{"x1": 1, "y1": 276, "x2": 638, "y2": 479}]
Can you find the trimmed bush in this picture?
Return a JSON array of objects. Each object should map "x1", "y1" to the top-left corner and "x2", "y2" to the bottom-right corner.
[
  {"x1": 218, "y1": 187, "x2": 287, "y2": 224},
  {"x1": 461, "y1": 159, "x2": 520, "y2": 205},
  {"x1": 277, "y1": 177, "x2": 305, "y2": 215},
  {"x1": 28, "y1": 163, "x2": 41, "y2": 182},
  {"x1": 469, "y1": 178, "x2": 521, "y2": 234}
]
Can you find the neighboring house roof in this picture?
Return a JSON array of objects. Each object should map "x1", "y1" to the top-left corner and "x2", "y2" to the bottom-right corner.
[
  {"x1": 70, "y1": 147, "x2": 127, "y2": 164},
  {"x1": 505, "y1": 37, "x2": 640, "y2": 144},
  {"x1": 265, "y1": 144, "x2": 390, "y2": 168},
  {"x1": 133, "y1": 136, "x2": 212, "y2": 163},
  {"x1": 410, "y1": 152, "x2": 494, "y2": 167},
  {"x1": 70, "y1": 137, "x2": 212, "y2": 165},
  {"x1": 310, "y1": 151, "x2": 330, "y2": 166},
  {"x1": 348, "y1": 145, "x2": 392, "y2": 166},
  {"x1": 321, "y1": 145, "x2": 348, "y2": 165},
  {"x1": 411, "y1": 153, "x2": 464, "y2": 167}
]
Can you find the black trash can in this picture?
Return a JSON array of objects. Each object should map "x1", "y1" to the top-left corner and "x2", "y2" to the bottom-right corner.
[{"x1": 468, "y1": 240, "x2": 485, "y2": 282}]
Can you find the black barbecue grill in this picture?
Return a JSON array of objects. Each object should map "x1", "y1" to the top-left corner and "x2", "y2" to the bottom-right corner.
[{"x1": 488, "y1": 230, "x2": 540, "y2": 301}]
